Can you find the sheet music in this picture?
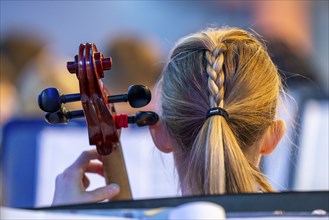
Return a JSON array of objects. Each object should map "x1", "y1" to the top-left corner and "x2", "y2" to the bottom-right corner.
[{"x1": 36, "y1": 126, "x2": 179, "y2": 207}]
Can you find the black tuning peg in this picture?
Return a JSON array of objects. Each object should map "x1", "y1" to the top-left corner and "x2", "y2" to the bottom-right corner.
[
  {"x1": 108, "y1": 85, "x2": 152, "y2": 108},
  {"x1": 128, "y1": 111, "x2": 159, "y2": 127},
  {"x1": 45, "y1": 108, "x2": 84, "y2": 124},
  {"x1": 45, "y1": 108, "x2": 159, "y2": 127},
  {"x1": 38, "y1": 88, "x2": 80, "y2": 113},
  {"x1": 38, "y1": 85, "x2": 152, "y2": 113}
]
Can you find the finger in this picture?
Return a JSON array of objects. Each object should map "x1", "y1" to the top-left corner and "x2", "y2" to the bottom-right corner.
[
  {"x1": 71, "y1": 150, "x2": 100, "y2": 169},
  {"x1": 85, "y1": 183, "x2": 120, "y2": 203},
  {"x1": 85, "y1": 162, "x2": 104, "y2": 176},
  {"x1": 82, "y1": 174, "x2": 90, "y2": 189}
]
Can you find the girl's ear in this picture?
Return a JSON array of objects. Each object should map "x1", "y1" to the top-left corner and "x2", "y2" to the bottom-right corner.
[
  {"x1": 259, "y1": 120, "x2": 286, "y2": 155},
  {"x1": 149, "y1": 119, "x2": 174, "y2": 153}
]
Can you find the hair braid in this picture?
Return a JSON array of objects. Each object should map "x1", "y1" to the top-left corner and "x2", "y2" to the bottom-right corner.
[
  {"x1": 204, "y1": 43, "x2": 228, "y2": 193},
  {"x1": 205, "y1": 44, "x2": 226, "y2": 108}
]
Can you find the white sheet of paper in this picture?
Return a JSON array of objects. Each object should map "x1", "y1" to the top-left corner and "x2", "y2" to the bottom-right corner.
[{"x1": 36, "y1": 126, "x2": 179, "y2": 207}]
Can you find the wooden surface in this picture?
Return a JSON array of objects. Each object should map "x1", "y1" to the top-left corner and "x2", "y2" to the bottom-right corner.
[
  {"x1": 102, "y1": 144, "x2": 132, "y2": 200},
  {"x1": 70, "y1": 43, "x2": 132, "y2": 200}
]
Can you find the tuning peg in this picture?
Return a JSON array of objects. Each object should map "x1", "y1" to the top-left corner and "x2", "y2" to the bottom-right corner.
[
  {"x1": 45, "y1": 107, "x2": 159, "y2": 128},
  {"x1": 114, "y1": 111, "x2": 158, "y2": 128},
  {"x1": 45, "y1": 108, "x2": 84, "y2": 124},
  {"x1": 128, "y1": 111, "x2": 159, "y2": 127},
  {"x1": 67, "y1": 54, "x2": 112, "y2": 77},
  {"x1": 38, "y1": 85, "x2": 151, "y2": 113},
  {"x1": 108, "y1": 85, "x2": 152, "y2": 108},
  {"x1": 38, "y1": 88, "x2": 80, "y2": 113}
]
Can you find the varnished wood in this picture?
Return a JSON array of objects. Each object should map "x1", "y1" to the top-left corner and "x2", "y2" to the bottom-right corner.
[
  {"x1": 70, "y1": 43, "x2": 132, "y2": 200},
  {"x1": 102, "y1": 146, "x2": 132, "y2": 200}
]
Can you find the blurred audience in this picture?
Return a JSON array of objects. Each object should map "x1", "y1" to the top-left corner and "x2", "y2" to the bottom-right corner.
[
  {"x1": 249, "y1": 1, "x2": 327, "y2": 190},
  {"x1": 0, "y1": 33, "x2": 80, "y2": 126},
  {"x1": 0, "y1": 34, "x2": 44, "y2": 124},
  {"x1": 252, "y1": 1, "x2": 325, "y2": 95},
  {"x1": 103, "y1": 35, "x2": 164, "y2": 114}
]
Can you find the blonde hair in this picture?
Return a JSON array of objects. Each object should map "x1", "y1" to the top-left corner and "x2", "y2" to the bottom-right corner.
[{"x1": 159, "y1": 27, "x2": 282, "y2": 194}]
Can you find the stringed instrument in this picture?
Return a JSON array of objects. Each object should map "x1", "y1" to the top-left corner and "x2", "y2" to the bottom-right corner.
[{"x1": 38, "y1": 43, "x2": 158, "y2": 200}]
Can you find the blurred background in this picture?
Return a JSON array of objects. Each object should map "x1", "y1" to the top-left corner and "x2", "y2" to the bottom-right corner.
[{"x1": 0, "y1": 1, "x2": 328, "y2": 208}]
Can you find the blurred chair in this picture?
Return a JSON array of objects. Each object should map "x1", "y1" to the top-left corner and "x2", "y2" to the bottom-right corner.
[
  {"x1": 293, "y1": 98, "x2": 329, "y2": 191},
  {"x1": 0, "y1": 118, "x2": 86, "y2": 208}
]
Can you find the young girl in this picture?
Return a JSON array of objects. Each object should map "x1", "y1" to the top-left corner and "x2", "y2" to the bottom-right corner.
[{"x1": 52, "y1": 27, "x2": 286, "y2": 205}]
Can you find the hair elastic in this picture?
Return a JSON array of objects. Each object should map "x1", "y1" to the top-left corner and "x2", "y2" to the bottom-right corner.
[{"x1": 206, "y1": 107, "x2": 230, "y2": 121}]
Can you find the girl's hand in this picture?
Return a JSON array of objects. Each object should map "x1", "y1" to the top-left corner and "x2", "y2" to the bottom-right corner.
[{"x1": 52, "y1": 150, "x2": 120, "y2": 206}]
